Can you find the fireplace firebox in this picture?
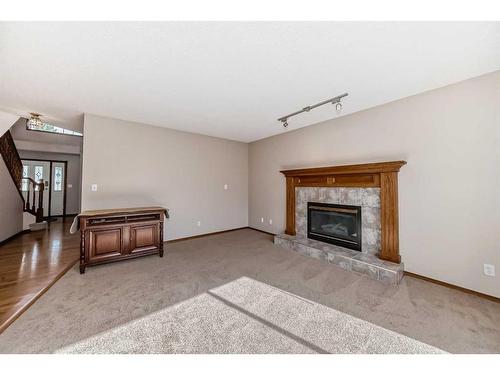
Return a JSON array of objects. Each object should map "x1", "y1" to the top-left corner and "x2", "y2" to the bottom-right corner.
[{"x1": 307, "y1": 202, "x2": 362, "y2": 251}]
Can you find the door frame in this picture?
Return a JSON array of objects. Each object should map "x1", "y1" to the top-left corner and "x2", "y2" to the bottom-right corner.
[{"x1": 21, "y1": 158, "x2": 68, "y2": 218}]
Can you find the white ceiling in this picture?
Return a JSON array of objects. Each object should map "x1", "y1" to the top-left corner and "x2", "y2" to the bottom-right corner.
[{"x1": 0, "y1": 22, "x2": 499, "y2": 142}]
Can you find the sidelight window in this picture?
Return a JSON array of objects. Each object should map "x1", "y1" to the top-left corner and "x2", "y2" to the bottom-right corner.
[{"x1": 54, "y1": 166, "x2": 63, "y2": 191}]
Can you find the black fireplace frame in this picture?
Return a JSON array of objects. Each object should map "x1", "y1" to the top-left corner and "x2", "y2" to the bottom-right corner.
[{"x1": 307, "y1": 202, "x2": 362, "y2": 251}]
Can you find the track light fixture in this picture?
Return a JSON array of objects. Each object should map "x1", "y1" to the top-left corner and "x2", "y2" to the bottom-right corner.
[{"x1": 278, "y1": 93, "x2": 348, "y2": 128}]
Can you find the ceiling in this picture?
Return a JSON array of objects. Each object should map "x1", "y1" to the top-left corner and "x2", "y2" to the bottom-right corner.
[{"x1": 0, "y1": 22, "x2": 499, "y2": 142}]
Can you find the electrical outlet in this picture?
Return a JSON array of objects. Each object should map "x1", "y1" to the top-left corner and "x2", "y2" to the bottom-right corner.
[
  {"x1": 224, "y1": 184, "x2": 228, "y2": 190},
  {"x1": 260, "y1": 217, "x2": 264, "y2": 223},
  {"x1": 197, "y1": 221, "x2": 201, "y2": 227},
  {"x1": 91, "y1": 184, "x2": 98, "y2": 192},
  {"x1": 484, "y1": 264, "x2": 495, "y2": 277},
  {"x1": 269, "y1": 219, "x2": 272, "y2": 225}
]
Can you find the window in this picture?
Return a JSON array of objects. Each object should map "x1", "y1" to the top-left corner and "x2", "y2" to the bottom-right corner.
[
  {"x1": 54, "y1": 166, "x2": 63, "y2": 192},
  {"x1": 26, "y1": 120, "x2": 83, "y2": 137},
  {"x1": 34, "y1": 166, "x2": 43, "y2": 190},
  {"x1": 21, "y1": 165, "x2": 29, "y2": 191}
]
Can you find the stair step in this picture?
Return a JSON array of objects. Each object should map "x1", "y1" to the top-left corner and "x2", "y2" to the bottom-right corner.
[{"x1": 29, "y1": 221, "x2": 48, "y2": 231}]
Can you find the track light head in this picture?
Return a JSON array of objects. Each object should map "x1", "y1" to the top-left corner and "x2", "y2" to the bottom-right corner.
[{"x1": 277, "y1": 92, "x2": 348, "y2": 128}]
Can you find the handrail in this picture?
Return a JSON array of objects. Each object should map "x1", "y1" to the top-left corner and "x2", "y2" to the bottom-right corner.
[
  {"x1": 21, "y1": 176, "x2": 44, "y2": 188},
  {"x1": 0, "y1": 130, "x2": 23, "y2": 189}
]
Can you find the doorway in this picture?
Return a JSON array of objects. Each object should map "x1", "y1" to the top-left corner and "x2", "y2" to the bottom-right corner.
[{"x1": 21, "y1": 158, "x2": 67, "y2": 218}]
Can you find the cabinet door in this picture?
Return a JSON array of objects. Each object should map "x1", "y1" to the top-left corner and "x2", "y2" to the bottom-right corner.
[
  {"x1": 129, "y1": 223, "x2": 159, "y2": 254},
  {"x1": 88, "y1": 227, "x2": 123, "y2": 262}
]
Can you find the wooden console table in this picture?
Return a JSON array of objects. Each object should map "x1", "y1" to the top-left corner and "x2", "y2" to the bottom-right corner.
[{"x1": 77, "y1": 207, "x2": 167, "y2": 273}]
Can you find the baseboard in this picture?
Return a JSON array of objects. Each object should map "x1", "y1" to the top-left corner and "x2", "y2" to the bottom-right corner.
[
  {"x1": 404, "y1": 271, "x2": 500, "y2": 303},
  {"x1": 0, "y1": 229, "x2": 30, "y2": 247},
  {"x1": 166, "y1": 227, "x2": 248, "y2": 244},
  {"x1": 248, "y1": 227, "x2": 275, "y2": 236}
]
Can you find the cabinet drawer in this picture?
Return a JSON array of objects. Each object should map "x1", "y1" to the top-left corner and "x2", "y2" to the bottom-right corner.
[
  {"x1": 88, "y1": 228, "x2": 123, "y2": 262},
  {"x1": 130, "y1": 223, "x2": 160, "y2": 253}
]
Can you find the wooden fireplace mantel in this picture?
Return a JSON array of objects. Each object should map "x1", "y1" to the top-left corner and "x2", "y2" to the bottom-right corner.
[{"x1": 280, "y1": 161, "x2": 406, "y2": 263}]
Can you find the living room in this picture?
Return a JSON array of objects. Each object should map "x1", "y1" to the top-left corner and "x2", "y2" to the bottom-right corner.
[{"x1": 0, "y1": 0, "x2": 499, "y2": 372}]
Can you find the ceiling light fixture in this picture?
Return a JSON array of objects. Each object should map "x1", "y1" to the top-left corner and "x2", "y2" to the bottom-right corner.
[
  {"x1": 25, "y1": 112, "x2": 83, "y2": 137},
  {"x1": 27, "y1": 112, "x2": 43, "y2": 128},
  {"x1": 278, "y1": 93, "x2": 348, "y2": 128}
]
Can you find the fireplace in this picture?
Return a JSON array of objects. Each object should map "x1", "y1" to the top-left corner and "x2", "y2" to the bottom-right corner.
[{"x1": 307, "y1": 202, "x2": 362, "y2": 251}]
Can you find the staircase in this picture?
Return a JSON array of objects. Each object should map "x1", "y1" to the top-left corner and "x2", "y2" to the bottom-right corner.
[{"x1": 0, "y1": 130, "x2": 45, "y2": 223}]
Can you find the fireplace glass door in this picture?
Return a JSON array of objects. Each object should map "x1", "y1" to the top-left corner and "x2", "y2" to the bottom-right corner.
[{"x1": 307, "y1": 202, "x2": 362, "y2": 251}]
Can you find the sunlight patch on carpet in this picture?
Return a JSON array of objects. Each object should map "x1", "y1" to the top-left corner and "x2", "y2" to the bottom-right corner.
[{"x1": 57, "y1": 277, "x2": 445, "y2": 354}]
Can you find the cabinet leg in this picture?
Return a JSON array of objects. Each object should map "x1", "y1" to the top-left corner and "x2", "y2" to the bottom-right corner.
[
  {"x1": 79, "y1": 264, "x2": 86, "y2": 274},
  {"x1": 159, "y1": 249, "x2": 164, "y2": 258}
]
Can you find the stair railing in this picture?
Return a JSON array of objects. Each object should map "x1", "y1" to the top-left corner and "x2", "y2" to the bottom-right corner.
[
  {"x1": 1, "y1": 130, "x2": 45, "y2": 223},
  {"x1": 21, "y1": 177, "x2": 45, "y2": 222}
]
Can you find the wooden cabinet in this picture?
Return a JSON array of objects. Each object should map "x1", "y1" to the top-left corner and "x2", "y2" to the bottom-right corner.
[{"x1": 79, "y1": 207, "x2": 166, "y2": 273}]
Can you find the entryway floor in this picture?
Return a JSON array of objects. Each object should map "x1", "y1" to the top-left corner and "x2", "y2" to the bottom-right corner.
[{"x1": 0, "y1": 217, "x2": 79, "y2": 333}]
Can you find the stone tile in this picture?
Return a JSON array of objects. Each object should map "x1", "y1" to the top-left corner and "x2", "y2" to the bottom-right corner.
[
  {"x1": 318, "y1": 187, "x2": 328, "y2": 202},
  {"x1": 295, "y1": 215, "x2": 307, "y2": 237},
  {"x1": 345, "y1": 189, "x2": 362, "y2": 206},
  {"x1": 274, "y1": 234, "x2": 404, "y2": 284},
  {"x1": 273, "y1": 236, "x2": 293, "y2": 249},
  {"x1": 362, "y1": 228, "x2": 381, "y2": 253},
  {"x1": 362, "y1": 207, "x2": 381, "y2": 230},
  {"x1": 326, "y1": 252, "x2": 352, "y2": 271},
  {"x1": 306, "y1": 188, "x2": 319, "y2": 202},
  {"x1": 296, "y1": 188, "x2": 307, "y2": 202},
  {"x1": 352, "y1": 252, "x2": 385, "y2": 266},
  {"x1": 327, "y1": 188, "x2": 341, "y2": 203},
  {"x1": 361, "y1": 188, "x2": 381, "y2": 208},
  {"x1": 379, "y1": 269, "x2": 403, "y2": 285},
  {"x1": 352, "y1": 259, "x2": 380, "y2": 280}
]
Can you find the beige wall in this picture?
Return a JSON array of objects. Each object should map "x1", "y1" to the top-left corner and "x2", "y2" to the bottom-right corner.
[
  {"x1": 0, "y1": 157, "x2": 23, "y2": 242},
  {"x1": 249, "y1": 71, "x2": 500, "y2": 297},
  {"x1": 82, "y1": 114, "x2": 248, "y2": 240}
]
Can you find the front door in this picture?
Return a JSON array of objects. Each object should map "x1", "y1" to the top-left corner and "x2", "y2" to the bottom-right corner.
[{"x1": 21, "y1": 160, "x2": 50, "y2": 216}]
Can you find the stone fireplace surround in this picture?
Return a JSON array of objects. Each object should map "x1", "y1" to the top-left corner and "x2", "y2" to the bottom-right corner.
[{"x1": 274, "y1": 161, "x2": 406, "y2": 285}]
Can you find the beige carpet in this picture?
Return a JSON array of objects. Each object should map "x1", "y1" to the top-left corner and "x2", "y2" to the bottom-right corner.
[
  {"x1": 0, "y1": 229, "x2": 499, "y2": 353},
  {"x1": 56, "y1": 277, "x2": 442, "y2": 354}
]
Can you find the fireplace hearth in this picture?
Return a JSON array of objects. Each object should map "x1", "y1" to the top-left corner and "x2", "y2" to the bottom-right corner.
[{"x1": 308, "y1": 202, "x2": 362, "y2": 251}]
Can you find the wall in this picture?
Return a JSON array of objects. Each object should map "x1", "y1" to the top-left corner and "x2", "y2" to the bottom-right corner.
[
  {"x1": 82, "y1": 114, "x2": 248, "y2": 240},
  {"x1": 0, "y1": 157, "x2": 23, "y2": 242},
  {"x1": 18, "y1": 151, "x2": 82, "y2": 215},
  {"x1": 0, "y1": 111, "x2": 18, "y2": 137},
  {"x1": 249, "y1": 71, "x2": 500, "y2": 297}
]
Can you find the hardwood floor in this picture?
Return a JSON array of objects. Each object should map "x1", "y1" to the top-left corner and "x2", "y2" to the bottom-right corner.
[{"x1": 0, "y1": 217, "x2": 79, "y2": 333}]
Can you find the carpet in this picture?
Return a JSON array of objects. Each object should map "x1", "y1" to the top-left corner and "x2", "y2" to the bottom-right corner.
[
  {"x1": 1, "y1": 229, "x2": 498, "y2": 353},
  {"x1": 56, "y1": 277, "x2": 443, "y2": 354}
]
